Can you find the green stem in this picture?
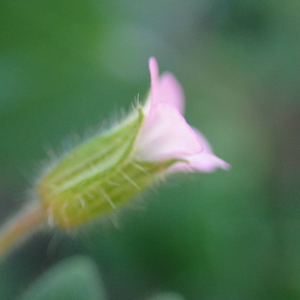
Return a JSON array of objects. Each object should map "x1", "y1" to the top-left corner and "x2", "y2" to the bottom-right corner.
[{"x1": 0, "y1": 206, "x2": 46, "y2": 259}]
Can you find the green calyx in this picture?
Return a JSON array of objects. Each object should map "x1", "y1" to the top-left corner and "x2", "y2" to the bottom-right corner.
[{"x1": 37, "y1": 108, "x2": 179, "y2": 229}]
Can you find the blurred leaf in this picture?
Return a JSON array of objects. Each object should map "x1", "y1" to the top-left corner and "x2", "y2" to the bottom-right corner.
[{"x1": 18, "y1": 256, "x2": 106, "y2": 300}]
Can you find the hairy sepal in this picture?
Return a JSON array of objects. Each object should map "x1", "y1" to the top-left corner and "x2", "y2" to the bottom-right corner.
[{"x1": 38, "y1": 108, "x2": 180, "y2": 229}]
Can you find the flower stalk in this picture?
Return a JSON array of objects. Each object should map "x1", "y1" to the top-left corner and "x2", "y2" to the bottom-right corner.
[{"x1": 0, "y1": 206, "x2": 45, "y2": 258}]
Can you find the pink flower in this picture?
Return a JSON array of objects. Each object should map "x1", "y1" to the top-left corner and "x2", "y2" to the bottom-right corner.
[{"x1": 134, "y1": 57, "x2": 230, "y2": 173}]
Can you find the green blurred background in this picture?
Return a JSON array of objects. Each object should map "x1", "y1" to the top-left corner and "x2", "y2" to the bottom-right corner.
[{"x1": 0, "y1": 0, "x2": 300, "y2": 299}]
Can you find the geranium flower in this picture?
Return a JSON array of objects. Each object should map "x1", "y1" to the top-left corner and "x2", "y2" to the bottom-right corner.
[
  {"x1": 0, "y1": 57, "x2": 231, "y2": 258},
  {"x1": 135, "y1": 57, "x2": 230, "y2": 173}
]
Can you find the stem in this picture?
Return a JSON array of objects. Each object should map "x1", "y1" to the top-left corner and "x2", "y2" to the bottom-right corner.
[{"x1": 0, "y1": 206, "x2": 46, "y2": 258}]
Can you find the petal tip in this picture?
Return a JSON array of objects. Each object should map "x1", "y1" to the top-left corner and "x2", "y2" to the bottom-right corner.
[
  {"x1": 222, "y1": 161, "x2": 231, "y2": 171},
  {"x1": 149, "y1": 57, "x2": 159, "y2": 80}
]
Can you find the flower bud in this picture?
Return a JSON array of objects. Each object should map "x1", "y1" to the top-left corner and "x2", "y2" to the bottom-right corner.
[
  {"x1": 0, "y1": 57, "x2": 230, "y2": 257},
  {"x1": 37, "y1": 108, "x2": 182, "y2": 228},
  {"x1": 37, "y1": 57, "x2": 230, "y2": 229}
]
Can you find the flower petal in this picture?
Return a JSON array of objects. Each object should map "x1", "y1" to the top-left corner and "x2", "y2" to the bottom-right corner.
[
  {"x1": 168, "y1": 153, "x2": 230, "y2": 173},
  {"x1": 155, "y1": 72, "x2": 185, "y2": 114},
  {"x1": 135, "y1": 102, "x2": 202, "y2": 161},
  {"x1": 167, "y1": 129, "x2": 231, "y2": 173},
  {"x1": 148, "y1": 58, "x2": 185, "y2": 114},
  {"x1": 141, "y1": 57, "x2": 230, "y2": 174},
  {"x1": 191, "y1": 153, "x2": 230, "y2": 172}
]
